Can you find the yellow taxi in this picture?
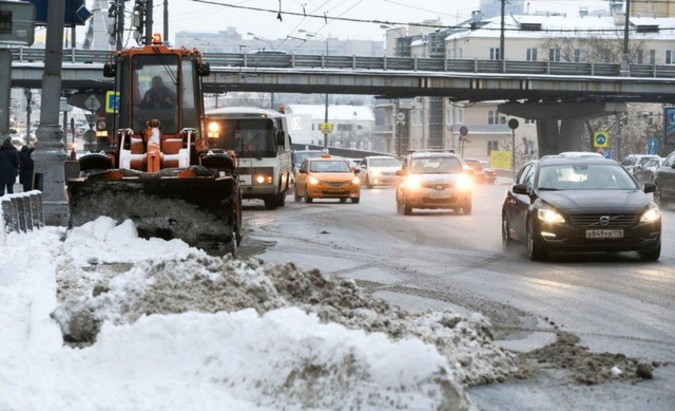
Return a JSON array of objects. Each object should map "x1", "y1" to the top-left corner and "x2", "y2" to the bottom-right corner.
[{"x1": 294, "y1": 155, "x2": 361, "y2": 203}]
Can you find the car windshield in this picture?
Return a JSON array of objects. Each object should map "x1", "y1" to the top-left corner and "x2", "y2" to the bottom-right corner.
[
  {"x1": 294, "y1": 151, "x2": 323, "y2": 165},
  {"x1": 310, "y1": 160, "x2": 352, "y2": 173},
  {"x1": 369, "y1": 158, "x2": 400, "y2": 167},
  {"x1": 639, "y1": 157, "x2": 657, "y2": 165},
  {"x1": 410, "y1": 157, "x2": 463, "y2": 174},
  {"x1": 537, "y1": 164, "x2": 638, "y2": 191}
]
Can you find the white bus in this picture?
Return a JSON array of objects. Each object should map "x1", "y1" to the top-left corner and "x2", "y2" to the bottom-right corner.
[{"x1": 205, "y1": 107, "x2": 292, "y2": 209}]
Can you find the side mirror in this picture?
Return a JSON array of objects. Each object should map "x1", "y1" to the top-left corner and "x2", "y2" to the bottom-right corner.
[
  {"x1": 354, "y1": 168, "x2": 360, "y2": 174},
  {"x1": 396, "y1": 169, "x2": 405, "y2": 177},
  {"x1": 198, "y1": 62, "x2": 211, "y2": 76},
  {"x1": 643, "y1": 182, "x2": 656, "y2": 193},
  {"x1": 103, "y1": 63, "x2": 116, "y2": 78},
  {"x1": 513, "y1": 183, "x2": 529, "y2": 195},
  {"x1": 298, "y1": 169, "x2": 308, "y2": 174}
]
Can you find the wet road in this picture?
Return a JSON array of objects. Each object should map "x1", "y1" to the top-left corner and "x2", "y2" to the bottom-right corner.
[{"x1": 240, "y1": 179, "x2": 675, "y2": 409}]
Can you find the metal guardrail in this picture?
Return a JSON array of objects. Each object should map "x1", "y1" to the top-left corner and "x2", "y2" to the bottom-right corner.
[{"x1": 9, "y1": 47, "x2": 675, "y2": 79}]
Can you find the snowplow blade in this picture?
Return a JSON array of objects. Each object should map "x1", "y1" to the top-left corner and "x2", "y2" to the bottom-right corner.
[{"x1": 67, "y1": 172, "x2": 238, "y2": 254}]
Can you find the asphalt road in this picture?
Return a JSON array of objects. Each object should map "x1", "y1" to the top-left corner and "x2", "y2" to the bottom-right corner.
[{"x1": 239, "y1": 179, "x2": 675, "y2": 410}]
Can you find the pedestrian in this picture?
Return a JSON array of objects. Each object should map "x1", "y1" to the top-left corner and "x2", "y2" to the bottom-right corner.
[
  {"x1": 19, "y1": 143, "x2": 35, "y2": 192},
  {"x1": 0, "y1": 137, "x2": 20, "y2": 195}
]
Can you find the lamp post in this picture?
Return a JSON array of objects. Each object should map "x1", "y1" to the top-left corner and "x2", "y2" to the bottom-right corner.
[
  {"x1": 300, "y1": 30, "x2": 330, "y2": 149},
  {"x1": 247, "y1": 32, "x2": 274, "y2": 51},
  {"x1": 380, "y1": 24, "x2": 407, "y2": 155}
]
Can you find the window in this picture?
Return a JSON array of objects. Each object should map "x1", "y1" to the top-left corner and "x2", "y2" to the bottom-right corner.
[
  {"x1": 525, "y1": 118, "x2": 536, "y2": 125},
  {"x1": 488, "y1": 110, "x2": 498, "y2": 125},
  {"x1": 574, "y1": 49, "x2": 588, "y2": 63},
  {"x1": 489, "y1": 47, "x2": 501, "y2": 60},
  {"x1": 549, "y1": 48, "x2": 561, "y2": 62},
  {"x1": 487, "y1": 140, "x2": 499, "y2": 156},
  {"x1": 526, "y1": 48, "x2": 538, "y2": 61},
  {"x1": 649, "y1": 50, "x2": 656, "y2": 65},
  {"x1": 637, "y1": 50, "x2": 643, "y2": 64},
  {"x1": 666, "y1": 50, "x2": 675, "y2": 65},
  {"x1": 337, "y1": 124, "x2": 353, "y2": 131}
]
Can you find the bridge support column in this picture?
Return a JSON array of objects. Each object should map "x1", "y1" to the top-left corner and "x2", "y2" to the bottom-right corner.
[{"x1": 499, "y1": 102, "x2": 625, "y2": 157}]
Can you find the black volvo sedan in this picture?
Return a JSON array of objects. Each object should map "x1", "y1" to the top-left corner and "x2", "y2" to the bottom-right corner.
[{"x1": 502, "y1": 156, "x2": 661, "y2": 261}]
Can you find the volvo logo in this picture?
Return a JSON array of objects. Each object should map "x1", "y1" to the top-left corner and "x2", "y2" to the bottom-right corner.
[{"x1": 599, "y1": 216, "x2": 610, "y2": 226}]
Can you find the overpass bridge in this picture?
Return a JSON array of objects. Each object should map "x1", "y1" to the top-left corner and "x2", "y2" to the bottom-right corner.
[{"x1": 8, "y1": 48, "x2": 675, "y2": 154}]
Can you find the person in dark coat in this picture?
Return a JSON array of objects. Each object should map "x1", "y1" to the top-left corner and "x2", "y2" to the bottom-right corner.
[
  {"x1": 0, "y1": 137, "x2": 20, "y2": 195},
  {"x1": 19, "y1": 144, "x2": 35, "y2": 192}
]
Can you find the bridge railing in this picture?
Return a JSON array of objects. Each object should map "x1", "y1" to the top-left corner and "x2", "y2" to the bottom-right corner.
[{"x1": 8, "y1": 47, "x2": 675, "y2": 79}]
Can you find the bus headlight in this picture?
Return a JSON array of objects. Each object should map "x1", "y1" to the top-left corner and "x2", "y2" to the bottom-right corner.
[
  {"x1": 255, "y1": 174, "x2": 273, "y2": 184},
  {"x1": 207, "y1": 121, "x2": 220, "y2": 138}
]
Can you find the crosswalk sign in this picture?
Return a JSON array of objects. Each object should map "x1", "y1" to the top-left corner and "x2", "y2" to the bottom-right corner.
[
  {"x1": 320, "y1": 122, "x2": 333, "y2": 134},
  {"x1": 593, "y1": 131, "x2": 609, "y2": 148},
  {"x1": 105, "y1": 91, "x2": 119, "y2": 113}
]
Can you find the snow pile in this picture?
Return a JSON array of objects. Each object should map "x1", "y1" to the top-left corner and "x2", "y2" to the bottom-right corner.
[{"x1": 1, "y1": 219, "x2": 486, "y2": 410}]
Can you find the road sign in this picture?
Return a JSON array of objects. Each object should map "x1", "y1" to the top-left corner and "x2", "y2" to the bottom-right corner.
[
  {"x1": 647, "y1": 138, "x2": 658, "y2": 155},
  {"x1": 26, "y1": 0, "x2": 91, "y2": 26},
  {"x1": 594, "y1": 131, "x2": 609, "y2": 148},
  {"x1": 105, "y1": 91, "x2": 119, "y2": 113},
  {"x1": 507, "y1": 119, "x2": 519, "y2": 130},
  {"x1": 320, "y1": 122, "x2": 333, "y2": 134},
  {"x1": 84, "y1": 94, "x2": 101, "y2": 112},
  {"x1": 396, "y1": 112, "x2": 405, "y2": 121},
  {"x1": 0, "y1": 1, "x2": 35, "y2": 45},
  {"x1": 603, "y1": 149, "x2": 611, "y2": 159}
]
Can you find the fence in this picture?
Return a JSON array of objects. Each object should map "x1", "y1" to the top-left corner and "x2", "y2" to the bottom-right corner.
[{"x1": 0, "y1": 191, "x2": 44, "y2": 239}]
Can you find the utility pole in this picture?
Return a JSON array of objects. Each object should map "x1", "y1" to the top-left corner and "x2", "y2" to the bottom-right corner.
[
  {"x1": 164, "y1": 0, "x2": 169, "y2": 43},
  {"x1": 621, "y1": 0, "x2": 631, "y2": 76},
  {"x1": 33, "y1": 0, "x2": 68, "y2": 225},
  {"x1": 116, "y1": 1, "x2": 125, "y2": 50},
  {"x1": 145, "y1": 0, "x2": 154, "y2": 45},
  {"x1": 500, "y1": 0, "x2": 505, "y2": 60}
]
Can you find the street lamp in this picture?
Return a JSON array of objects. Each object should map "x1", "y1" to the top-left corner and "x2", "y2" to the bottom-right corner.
[
  {"x1": 247, "y1": 32, "x2": 274, "y2": 51},
  {"x1": 380, "y1": 24, "x2": 407, "y2": 155},
  {"x1": 299, "y1": 30, "x2": 330, "y2": 150}
]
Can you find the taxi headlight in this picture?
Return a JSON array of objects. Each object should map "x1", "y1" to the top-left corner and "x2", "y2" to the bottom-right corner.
[
  {"x1": 640, "y1": 207, "x2": 660, "y2": 223},
  {"x1": 255, "y1": 174, "x2": 273, "y2": 184},
  {"x1": 308, "y1": 176, "x2": 320, "y2": 185},
  {"x1": 404, "y1": 176, "x2": 421, "y2": 190},
  {"x1": 457, "y1": 174, "x2": 472, "y2": 191},
  {"x1": 538, "y1": 208, "x2": 565, "y2": 224},
  {"x1": 352, "y1": 176, "x2": 360, "y2": 185}
]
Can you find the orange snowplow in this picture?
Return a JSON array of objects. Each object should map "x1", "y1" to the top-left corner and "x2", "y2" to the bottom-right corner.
[{"x1": 67, "y1": 38, "x2": 241, "y2": 254}]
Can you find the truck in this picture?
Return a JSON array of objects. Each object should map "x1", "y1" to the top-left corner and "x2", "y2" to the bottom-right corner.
[
  {"x1": 205, "y1": 107, "x2": 292, "y2": 210},
  {"x1": 67, "y1": 36, "x2": 242, "y2": 254}
]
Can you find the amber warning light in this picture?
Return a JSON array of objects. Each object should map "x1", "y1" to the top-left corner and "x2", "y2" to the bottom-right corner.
[{"x1": 152, "y1": 33, "x2": 162, "y2": 44}]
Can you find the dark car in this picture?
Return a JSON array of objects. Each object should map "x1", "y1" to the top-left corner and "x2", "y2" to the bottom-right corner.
[
  {"x1": 633, "y1": 157, "x2": 662, "y2": 185},
  {"x1": 462, "y1": 158, "x2": 487, "y2": 184},
  {"x1": 395, "y1": 150, "x2": 473, "y2": 215},
  {"x1": 653, "y1": 150, "x2": 675, "y2": 210},
  {"x1": 502, "y1": 156, "x2": 661, "y2": 261},
  {"x1": 291, "y1": 150, "x2": 324, "y2": 174}
]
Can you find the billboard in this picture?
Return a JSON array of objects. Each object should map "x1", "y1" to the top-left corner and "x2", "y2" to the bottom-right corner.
[{"x1": 665, "y1": 107, "x2": 675, "y2": 146}]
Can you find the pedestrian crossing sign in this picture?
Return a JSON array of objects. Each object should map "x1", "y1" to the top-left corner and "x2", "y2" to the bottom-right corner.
[
  {"x1": 105, "y1": 91, "x2": 119, "y2": 113},
  {"x1": 320, "y1": 122, "x2": 333, "y2": 134}
]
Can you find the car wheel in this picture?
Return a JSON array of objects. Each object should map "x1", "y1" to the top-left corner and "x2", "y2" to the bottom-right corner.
[
  {"x1": 294, "y1": 186, "x2": 302, "y2": 202},
  {"x1": 461, "y1": 201, "x2": 472, "y2": 215},
  {"x1": 277, "y1": 191, "x2": 286, "y2": 207},
  {"x1": 396, "y1": 198, "x2": 403, "y2": 214},
  {"x1": 352, "y1": 197, "x2": 360, "y2": 204},
  {"x1": 654, "y1": 185, "x2": 668, "y2": 208},
  {"x1": 365, "y1": 175, "x2": 373, "y2": 189},
  {"x1": 502, "y1": 216, "x2": 515, "y2": 252},
  {"x1": 264, "y1": 195, "x2": 278, "y2": 210},
  {"x1": 638, "y1": 244, "x2": 660, "y2": 262},
  {"x1": 305, "y1": 192, "x2": 313, "y2": 203},
  {"x1": 526, "y1": 220, "x2": 547, "y2": 261},
  {"x1": 340, "y1": 198, "x2": 347, "y2": 203},
  {"x1": 403, "y1": 201, "x2": 413, "y2": 215}
]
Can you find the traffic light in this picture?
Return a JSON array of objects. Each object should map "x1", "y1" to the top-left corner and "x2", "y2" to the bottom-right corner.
[{"x1": 132, "y1": 0, "x2": 146, "y2": 42}]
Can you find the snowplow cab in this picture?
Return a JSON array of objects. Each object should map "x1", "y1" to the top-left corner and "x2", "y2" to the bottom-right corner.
[{"x1": 67, "y1": 41, "x2": 242, "y2": 254}]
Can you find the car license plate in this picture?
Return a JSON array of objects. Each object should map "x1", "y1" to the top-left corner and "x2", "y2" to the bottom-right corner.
[
  {"x1": 428, "y1": 191, "x2": 450, "y2": 199},
  {"x1": 586, "y1": 229, "x2": 624, "y2": 239}
]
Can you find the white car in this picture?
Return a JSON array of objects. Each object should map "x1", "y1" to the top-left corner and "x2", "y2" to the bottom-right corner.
[{"x1": 358, "y1": 156, "x2": 402, "y2": 188}]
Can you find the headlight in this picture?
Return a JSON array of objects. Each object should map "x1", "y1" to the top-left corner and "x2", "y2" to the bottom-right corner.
[
  {"x1": 404, "y1": 176, "x2": 421, "y2": 190},
  {"x1": 456, "y1": 174, "x2": 472, "y2": 191},
  {"x1": 640, "y1": 207, "x2": 661, "y2": 223},
  {"x1": 255, "y1": 174, "x2": 273, "y2": 184},
  {"x1": 207, "y1": 121, "x2": 220, "y2": 138},
  {"x1": 537, "y1": 208, "x2": 565, "y2": 224},
  {"x1": 308, "y1": 176, "x2": 320, "y2": 185},
  {"x1": 352, "y1": 176, "x2": 360, "y2": 185}
]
